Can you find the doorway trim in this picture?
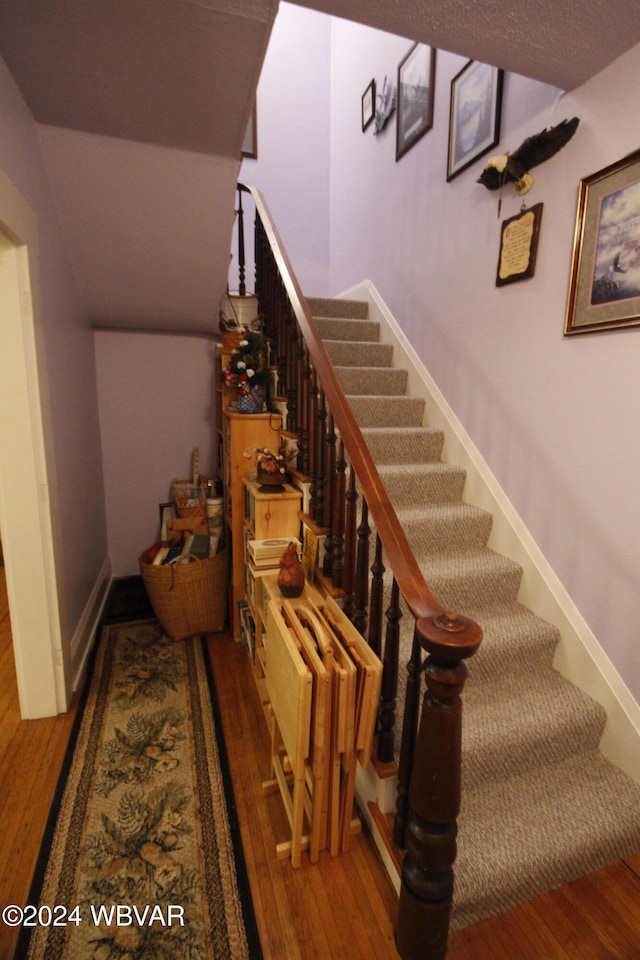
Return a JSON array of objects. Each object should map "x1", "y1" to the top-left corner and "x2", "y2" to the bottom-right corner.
[{"x1": 0, "y1": 167, "x2": 69, "y2": 717}]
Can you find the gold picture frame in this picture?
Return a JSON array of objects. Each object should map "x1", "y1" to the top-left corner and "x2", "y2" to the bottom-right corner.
[{"x1": 565, "y1": 148, "x2": 640, "y2": 335}]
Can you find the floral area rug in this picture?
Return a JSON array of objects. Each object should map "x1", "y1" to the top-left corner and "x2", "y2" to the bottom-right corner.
[{"x1": 15, "y1": 620, "x2": 261, "y2": 960}]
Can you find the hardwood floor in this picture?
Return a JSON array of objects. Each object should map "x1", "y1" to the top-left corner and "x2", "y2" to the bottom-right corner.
[
  {"x1": 208, "y1": 632, "x2": 640, "y2": 960},
  {"x1": 0, "y1": 566, "x2": 639, "y2": 959},
  {"x1": 0, "y1": 566, "x2": 81, "y2": 960}
]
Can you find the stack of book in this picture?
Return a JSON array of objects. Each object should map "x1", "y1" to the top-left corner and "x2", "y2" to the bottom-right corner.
[
  {"x1": 247, "y1": 537, "x2": 299, "y2": 568},
  {"x1": 149, "y1": 533, "x2": 222, "y2": 566}
]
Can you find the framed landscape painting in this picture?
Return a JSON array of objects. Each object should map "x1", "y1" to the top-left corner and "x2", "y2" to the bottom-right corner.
[
  {"x1": 565, "y1": 148, "x2": 640, "y2": 335},
  {"x1": 396, "y1": 42, "x2": 436, "y2": 161},
  {"x1": 447, "y1": 60, "x2": 503, "y2": 181}
]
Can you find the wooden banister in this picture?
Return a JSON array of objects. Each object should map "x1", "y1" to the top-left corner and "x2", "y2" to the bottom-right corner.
[
  {"x1": 242, "y1": 184, "x2": 440, "y2": 621},
  {"x1": 236, "y1": 182, "x2": 482, "y2": 959}
]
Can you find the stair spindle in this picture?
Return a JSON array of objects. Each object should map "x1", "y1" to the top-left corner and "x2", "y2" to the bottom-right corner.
[
  {"x1": 342, "y1": 466, "x2": 358, "y2": 619},
  {"x1": 377, "y1": 576, "x2": 401, "y2": 764},
  {"x1": 322, "y1": 415, "x2": 337, "y2": 578},
  {"x1": 353, "y1": 496, "x2": 370, "y2": 635},
  {"x1": 331, "y1": 438, "x2": 347, "y2": 590},
  {"x1": 368, "y1": 532, "x2": 385, "y2": 659}
]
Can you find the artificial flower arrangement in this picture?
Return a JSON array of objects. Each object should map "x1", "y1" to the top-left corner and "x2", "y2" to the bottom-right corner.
[
  {"x1": 243, "y1": 443, "x2": 297, "y2": 482},
  {"x1": 223, "y1": 330, "x2": 266, "y2": 397}
]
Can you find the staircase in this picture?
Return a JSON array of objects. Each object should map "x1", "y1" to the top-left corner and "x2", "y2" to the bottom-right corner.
[{"x1": 306, "y1": 295, "x2": 640, "y2": 930}]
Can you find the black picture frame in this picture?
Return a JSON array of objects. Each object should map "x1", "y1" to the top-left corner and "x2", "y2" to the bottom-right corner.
[
  {"x1": 396, "y1": 42, "x2": 436, "y2": 162},
  {"x1": 242, "y1": 103, "x2": 257, "y2": 160},
  {"x1": 447, "y1": 60, "x2": 503, "y2": 181},
  {"x1": 362, "y1": 79, "x2": 376, "y2": 132}
]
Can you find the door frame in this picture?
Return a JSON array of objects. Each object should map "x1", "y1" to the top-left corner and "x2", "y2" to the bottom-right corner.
[{"x1": 0, "y1": 168, "x2": 69, "y2": 717}]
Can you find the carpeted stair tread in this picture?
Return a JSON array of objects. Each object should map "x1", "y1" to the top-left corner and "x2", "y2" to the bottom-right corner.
[
  {"x1": 416, "y1": 547, "x2": 523, "y2": 609},
  {"x1": 377, "y1": 461, "x2": 467, "y2": 504},
  {"x1": 461, "y1": 601, "x2": 560, "y2": 673},
  {"x1": 315, "y1": 317, "x2": 381, "y2": 342},
  {"x1": 462, "y1": 671, "x2": 607, "y2": 786},
  {"x1": 360, "y1": 426, "x2": 444, "y2": 464},
  {"x1": 347, "y1": 394, "x2": 425, "y2": 428},
  {"x1": 375, "y1": 545, "x2": 522, "y2": 609},
  {"x1": 307, "y1": 295, "x2": 640, "y2": 931},
  {"x1": 307, "y1": 296, "x2": 369, "y2": 319},
  {"x1": 453, "y1": 750, "x2": 640, "y2": 929},
  {"x1": 336, "y1": 365, "x2": 408, "y2": 396},
  {"x1": 393, "y1": 502, "x2": 493, "y2": 553},
  {"x1": 325, "y1": 339, "x2": 393, "y2": 367}
]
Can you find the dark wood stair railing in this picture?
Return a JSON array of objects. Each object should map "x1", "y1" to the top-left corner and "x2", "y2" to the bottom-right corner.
[{"x1": 235, "y1": 183, "x2": 483, "y2": 959}]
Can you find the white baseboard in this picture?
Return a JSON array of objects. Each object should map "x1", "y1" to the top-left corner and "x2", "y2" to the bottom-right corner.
[
  {"x1": 70, "y1": 555, "x2": 113, "y2": 692},
  {"x1": 339, "y1": 280, "x2": 640, "y2": 784},
  {"x1": 355, "y1": 763, "x2": 401, "y2": 896}
]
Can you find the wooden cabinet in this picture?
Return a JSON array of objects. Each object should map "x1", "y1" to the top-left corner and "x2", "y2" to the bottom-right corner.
[
  {"x1": 242, "y1": 478, "x2": 302, "y2": 673},
  {"x1": 242, "y1": 478, "x2": 302, "y2": 543},
  {"x1": 222, "y1": 409, "x2": 284, "y2": 638}
]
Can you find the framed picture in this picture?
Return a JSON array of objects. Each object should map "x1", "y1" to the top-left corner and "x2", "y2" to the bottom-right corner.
[
  {"x1": 565, "y1": 148, "x2": 640, "y2": 335},
  {"x1": 447, "y1": 60, "x2": 503, "y2": 181},
  {"x1": 396, "y1": 42, "x2": 436, "y2": 161},
  {"x1": 362, "y1": 79, "x2": 376, "y2": 132},
  {"x1": 496, "y1": 203, "x2": 543, "y2": 286},
  {"x1": 242, "y1": 103, "x2": 257, "y2": 159}
]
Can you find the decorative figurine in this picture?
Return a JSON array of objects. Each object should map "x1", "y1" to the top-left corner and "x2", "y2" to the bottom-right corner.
[{"x1": 277, "y1": 542, "x2": 305, "y2": 598}]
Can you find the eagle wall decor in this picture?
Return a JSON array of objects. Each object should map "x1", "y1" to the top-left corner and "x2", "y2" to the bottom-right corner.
[{"x1": 478, "y1": 117, "x2": 580, "y2": 195}]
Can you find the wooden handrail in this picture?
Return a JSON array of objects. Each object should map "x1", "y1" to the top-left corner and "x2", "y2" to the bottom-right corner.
[
  {"x1": 240, "y1": 183, "x2": 441, "y2": 623},
  {"x1": 236, "y1": 181, "x2": 482, "y2": 960}
]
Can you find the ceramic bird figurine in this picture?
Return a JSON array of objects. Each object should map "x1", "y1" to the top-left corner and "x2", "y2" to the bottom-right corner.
[
  {"x1": 277, "y1": 542, "x2": 305, "y2": 598},
  {"x1": 478, "y1": 117, "x2": 580, "y2": 195}
]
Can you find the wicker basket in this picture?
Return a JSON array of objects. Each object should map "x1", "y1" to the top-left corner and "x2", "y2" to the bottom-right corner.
[{"x1": 139, "y1": 545, "x2": 228, "y2": 640}]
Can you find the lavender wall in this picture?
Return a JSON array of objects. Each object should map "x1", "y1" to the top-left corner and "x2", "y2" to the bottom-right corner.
[
  {"x1": 327, "y1": 22, "x2": 640, "y2": 701},
  {"x1": 235, "y1": 3, "x2": 332, "y2": 297},
  {"x1": 0, "y1": 56, "x2": 108, "y2": 639},
  {"x1": 94, "y1": 330, "x2": 218, "y2": 574},
  {"x1": 247, "y1": 7, "x2": 640, "y2": 702}
]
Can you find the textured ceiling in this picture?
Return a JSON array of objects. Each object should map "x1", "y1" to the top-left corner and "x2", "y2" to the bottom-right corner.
[
  {"x1": 2, "y1": 0, "x2": 635, "y2": 162},
  {"x1": 0, "y1": 0, "x2": 638, "y2": 332},
  {"x1": 293, "y1": 0, "x2": 640, "y2": 93},
  {"x1": 0, "y1": 0, "x2": 279, "y2": 157}
]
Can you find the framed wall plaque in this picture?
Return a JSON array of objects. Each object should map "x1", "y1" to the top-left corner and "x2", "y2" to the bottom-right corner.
[{"x1": 496, "y1": 203, "x2": 543, "y2": 286}]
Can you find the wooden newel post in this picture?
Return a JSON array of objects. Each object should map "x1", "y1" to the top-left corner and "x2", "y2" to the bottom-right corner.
[{"x1": 396, "y1": 611, "x2": 482, "y2": 960}]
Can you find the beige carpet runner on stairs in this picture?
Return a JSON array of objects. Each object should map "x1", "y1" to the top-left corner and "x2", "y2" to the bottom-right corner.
[{"x1": 306, "y1": 295, "x2": 640, "y2": 931}]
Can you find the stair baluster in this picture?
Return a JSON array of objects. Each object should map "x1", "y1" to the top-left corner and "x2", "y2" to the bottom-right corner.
[
  {"x1": 331, "y1": 439, "x2": 347, "y2": 590},
  {"x1": 394, "y1": 627, "x2": 422, "y2": 847},
  {"x1": 377, "y1": 575, "x2": 400, "y2": 765},
  {"x1": 237, "y1": 186, "x2": 246, "y2": 296},
  {"x1": 322, "y1": 414, "x2": 337, "y2": 578},
  {"x1": 368, "y1": 534, "x2": 385, "y2": 660},
  {"x1": 342, "y1": 467, "x2": 358, "y2": 619},
  {"x1": 307, "y1": 370, "x2": 319, "y2": 513},
  {"x1": 313, "y1": 385, "x2": 328, "y2": 527},
  {"x1": 353, "y1": 496, "x2": 370, "y2": 635}
]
